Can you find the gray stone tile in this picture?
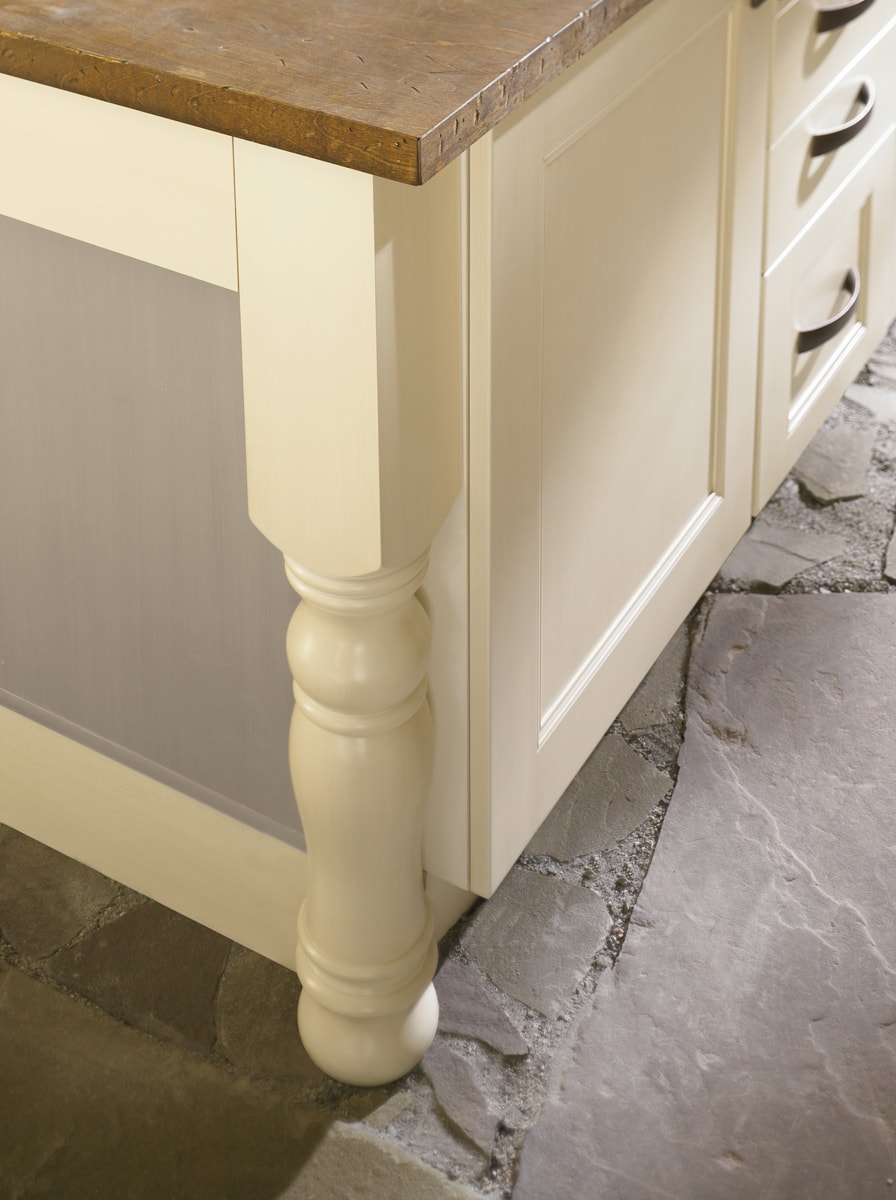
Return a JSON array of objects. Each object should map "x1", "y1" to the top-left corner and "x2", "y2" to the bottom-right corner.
[
  {"x1": 867, "y1": 344, "x2": 896, "y2": 387},
  {"x1": 526, "y1": 733, "x2": 670, "y2": 860},
  {"x1": 619, "y1": 623, "x2": 689, "y2": 731},
  {"x1": 0, "y1": 961, "x2": 330, "y2": 1200},
  {"x1": 279, "y1": 1122, "x2": 483, "y2": 1199},
  {"x1": 792, "y1": 424, "x2": 876, "y2": 503},
  {"x1": 49, "y1": 900, "x2": 230, "y2": 1054},
  {"x1": 435, "y1": 958, "x2": 528, "y2": 1056},
  {"x1": 885, "y1": 528, "x2": 896, "y2": 583},
  {"x1": 514, "y1": 595, "x2": 896, "y2": 1200},
  {"x1": 717, "y1": 522, "x2": 846, "y2": 591},
  {"x1": 0, "y1": 826, "x2": 123, "y2": 959},
  {"x1": 422, "y1": 1040, "x2": 500, "y2": 1157},
  {"x1": 215, "y1": 942, "x2": 324, "y2": 1081},
  {"x1": 463, "y1": 868, "x2": 611, "y2": 1017},
  {"x1": 362, "y1": 1091, "x2": 414, "y2": 1131},
  {"x1": 845, "y1": 381, "x2": 896, "y2": 422},
  {"x1": 0, "y1": 963, "x2": 480, "y2": 1199}
]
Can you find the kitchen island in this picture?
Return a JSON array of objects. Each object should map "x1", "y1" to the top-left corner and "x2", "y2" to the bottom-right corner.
[{"x1": 1, "y1": 0, "x2": 894, "y2": 1084}]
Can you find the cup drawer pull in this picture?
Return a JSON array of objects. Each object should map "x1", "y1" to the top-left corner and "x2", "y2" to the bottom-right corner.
[
  {"x1": 796, "y1": 267, "x2": 861, "y2": 353},
  {"x1": 816, "y1": 0, "x2": 877, "y2": 33},
  {"x1": 810, "y1": 80, "x2": 875, "y2": 156}
]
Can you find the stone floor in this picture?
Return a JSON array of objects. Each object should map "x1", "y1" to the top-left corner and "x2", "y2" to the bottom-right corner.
[{"x1": 2, "y1": 321, "x2": 896, "y2": 1198}]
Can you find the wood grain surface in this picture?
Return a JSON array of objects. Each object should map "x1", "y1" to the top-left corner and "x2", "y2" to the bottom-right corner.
[{"x1": 0, "y1": 0, "x2": 653, "y2": 183}]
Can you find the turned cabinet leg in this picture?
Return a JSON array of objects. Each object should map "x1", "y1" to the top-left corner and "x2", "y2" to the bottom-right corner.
[{"x1": 284, "y1": 551, "x2": 439, "y2": 1085}]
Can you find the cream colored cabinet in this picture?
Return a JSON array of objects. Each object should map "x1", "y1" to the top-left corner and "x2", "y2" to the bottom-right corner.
[
  {"x1": 755, "y1": 0, "x2": 896, "y2": 508},
  {"x1": 4, "y1": 0, "x2": 896, "y2": 1086},
  {"x1": 466, "y1": 0, "x2": 770, "y2": 893}
]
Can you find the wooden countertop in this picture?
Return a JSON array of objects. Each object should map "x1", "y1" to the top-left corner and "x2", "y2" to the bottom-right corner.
[{"x1": 0, "y1": 0, "x2": 651, "y2": 184}]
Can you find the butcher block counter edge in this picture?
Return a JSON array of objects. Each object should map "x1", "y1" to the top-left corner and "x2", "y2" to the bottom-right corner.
[{"x1": 0, "y1": 0, "x2": 655, "y2": 184}]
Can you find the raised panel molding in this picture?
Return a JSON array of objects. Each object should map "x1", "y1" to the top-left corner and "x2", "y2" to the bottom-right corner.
[
  {"x1": 538, "y1": 495, "x2": 723, "y2": 746},
  {"x1": 469, "y1": 0, "x2": 767, "y2": 894}
]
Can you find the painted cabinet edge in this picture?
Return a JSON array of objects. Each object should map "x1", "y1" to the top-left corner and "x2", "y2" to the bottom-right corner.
[
  {"x1": 233, "y1": 141, "x2": 470, "y2": 1081},
  {"x1": 0, "y1": 707, "x2": 474, "y2": 966},
  {"x1": 233, "y1": 138, "x2": 464, "y2": 579},
  {"x1": 0, "y1": 73, "x2": 238, "y2": 289},
  {"x1": 233, "y1": 138, "x2": 471, "y2": 891}
]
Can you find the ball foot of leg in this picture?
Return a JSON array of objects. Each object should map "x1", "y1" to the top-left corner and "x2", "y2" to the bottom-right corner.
[{"x1": 297, "y1": 984, "x2": 439, "y2": 1086}]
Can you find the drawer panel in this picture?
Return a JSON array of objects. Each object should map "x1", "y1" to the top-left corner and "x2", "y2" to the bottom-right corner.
[
  {"x1": 766, "y1": 19, "x2": 896, "y2": 266},
  {"x1": 755, "y1": 130, "x2": 896, "y2": 509},
  {"x1": 772, "y1": 0, "x2": 896, "y2": 143}
]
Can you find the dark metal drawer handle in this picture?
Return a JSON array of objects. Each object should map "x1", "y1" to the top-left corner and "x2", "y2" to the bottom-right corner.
[
  {"x1": 796, "y1": 267, "x2": 861, "y2": 354},
  {"x1": 816, "y1": 0, "x2": 877, "y2": 33},
  {"x1": 810, "y1": 80, "x2": 875, "y2": 156}
]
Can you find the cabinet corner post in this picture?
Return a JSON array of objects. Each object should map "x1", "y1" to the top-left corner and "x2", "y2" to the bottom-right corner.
[{"x1": 285, "y1": 554, "x2": 439, "y2": 1086}]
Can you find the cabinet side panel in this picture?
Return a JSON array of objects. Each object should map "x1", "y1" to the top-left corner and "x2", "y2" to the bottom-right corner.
[{"x1": 0, "y1": 217, "x2": 301, "y2": 845}]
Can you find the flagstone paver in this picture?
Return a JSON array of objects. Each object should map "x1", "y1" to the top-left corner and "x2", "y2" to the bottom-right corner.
[
  {"x1": 845, "y1": 381, "x2": 896, "y2": 422},
  {"x1": 423, "y1": 1040, "x2": 502, "y2": 1158},
  {"x1": 885, "y1": 527, "x2": 896, "y2": 583},
  {"x1": 463, "y1": 868, "x2": 612, "y2": 1017},
  {"x1": 0, "y1": 958, "x2": 482, "y2": 1200},
  {"x1": 49, "y1": 899, "x2": 231, "y2": 1054},
  {"x1": 514, "y1": 594, "x2": 896, "y2": 1200},
  {"x1": 526, "y1": 734, "x2": 670, "y2": 861},
  {"x1": 434, "y1": 958, "x2": 528, "y2": 1057},
  {"x1": 0, "y1": 826, "x2": 125, "y2": 960},
  {"x1": 214, "y1": 942, "x2": 324, "y2": 1081},
  {"x1": 792, "y1": 424, "x2": 876, "y2": 503},
  {"x1": 867, "y1": 341, "x2": 896, "y2": 387},
  {"x1": 0, "y1": 959, "x2": 330, "y2": 1200},
  {"x1": 618, "y1": 624, "x2": 689, "y2": 731},
  {"x1": 4, "y1": 318, "x2": 896, "y2": 1199},
  {"x1": 716, "y1": 522, "x2": 846, "y2": 591}
]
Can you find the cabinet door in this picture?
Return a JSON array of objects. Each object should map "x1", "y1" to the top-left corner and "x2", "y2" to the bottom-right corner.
[{"x1": 468, "y1": 0, "x2": 769, "y2": 894}]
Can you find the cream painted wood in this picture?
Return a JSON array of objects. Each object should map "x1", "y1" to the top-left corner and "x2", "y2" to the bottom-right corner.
[
  {"x1": 235, "y1": 139, "x2": 470, "y2": 887},
  {"x1": 374, "y1": 161, "x2": 470, "y2": 887},
  {"x1": 468, "y1": 0, "x2": 770, "y2": 894},
  {"x1": 235, "y1": 147, "x2": 382, "y2": 578},
  {"x1": 0, "y1": 705, "x2": 306, "y2": 967},
  {"x1": 284, "y1": 556, "x2": 440, "y2": 1085},
  {"x1": 370, "y1": 168, "x2": 465, "y2": 575},
  {"x1": 771, "y1": 0, "x2": 896, "y2": 144},
  {"x1": 234, "y1": 142, "x2": 464, "y2": 581},
  {"x1": 422, "y1": 485, "x2": 472, "y2": 888},
  {"x1": 4, "y1": 0, "x2": 894, "y2": 1089},
  {"x1": 755, "y1": 131, "x2": 896, "y2": 508},
  {"x1": 236, "y1": 143, "x2": 467, "y2": 1080},
  {"x1": 0, "y1": 74, "x2": 237, "y2": 290},
  {"x1": 765, "y1": 15, "x2": 896, "y2": 268},
  {"x1": 0, "y1": 707, "x2": 473, "y2": 967}
]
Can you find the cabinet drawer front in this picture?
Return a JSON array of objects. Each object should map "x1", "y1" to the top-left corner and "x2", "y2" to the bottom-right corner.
[
  {"x1": 755, "y1": 131, "x2": 896, "y2": 508},
  {"x1": 772, "y1": 0, "x2": 896, "y2": 143},
  {"x1": 766, "y1": 18, "x2": 896, "y2": 266}
]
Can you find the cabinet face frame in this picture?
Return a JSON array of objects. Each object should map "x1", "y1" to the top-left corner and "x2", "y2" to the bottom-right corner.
[
  {"x1": 0, "y1": 73, "x2": 238, "y2": 290},
  {"x1": 467, "y1": 0, "x2": 772, "y2": 895}
]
